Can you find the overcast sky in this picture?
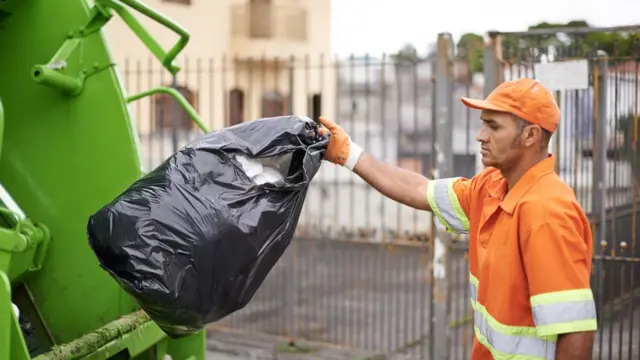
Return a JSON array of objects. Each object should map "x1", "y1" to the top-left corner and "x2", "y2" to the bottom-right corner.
[{"x1": 330, "y1": 0, "x2": 640, "y2": 55}]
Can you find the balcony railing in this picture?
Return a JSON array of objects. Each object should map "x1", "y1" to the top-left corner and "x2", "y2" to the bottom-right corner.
[{"x1": 230, "y1": 4, "x2": 308, "y2": 42}]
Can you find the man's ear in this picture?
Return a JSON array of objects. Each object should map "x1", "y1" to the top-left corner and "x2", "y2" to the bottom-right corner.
[{"x1": 524, "y1": 125, "x2": 543, "y2": 147}]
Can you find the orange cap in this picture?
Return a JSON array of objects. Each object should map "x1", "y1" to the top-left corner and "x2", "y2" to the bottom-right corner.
[{"x1": 460, "y1": 78, "x2": 560, "y2": 133}]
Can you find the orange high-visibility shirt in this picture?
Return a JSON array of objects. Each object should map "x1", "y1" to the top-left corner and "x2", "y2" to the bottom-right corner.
[{"x1": 427, "y1": 155, "x2": 598, "y2": 360}]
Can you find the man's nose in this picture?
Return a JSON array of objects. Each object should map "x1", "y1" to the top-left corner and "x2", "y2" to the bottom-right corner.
[{"x1": 476, "y1": 127, "x2": 488, "y2": 143}]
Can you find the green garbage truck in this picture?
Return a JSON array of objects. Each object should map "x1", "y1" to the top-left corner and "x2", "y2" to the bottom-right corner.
[{"x1": 0, "y1": 0, "x2": 208, "y2": 358}]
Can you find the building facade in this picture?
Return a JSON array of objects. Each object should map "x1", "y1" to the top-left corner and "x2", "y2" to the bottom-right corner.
[{"x1": 102, "y1": 0, "x2": 335, "y2": 149}]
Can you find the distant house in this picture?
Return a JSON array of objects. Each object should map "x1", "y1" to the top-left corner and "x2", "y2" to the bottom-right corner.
[
  {"x1": 318, "y1": 57, "x2": 484, "y2": 182},
  {"x1": 103, "y1": 0, "x2": 335, "y2": 170}
]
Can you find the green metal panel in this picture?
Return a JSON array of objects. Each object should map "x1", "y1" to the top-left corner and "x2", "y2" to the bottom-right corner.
[
  {"x1": 0, "y1": 0, "x2": 206, "y2": 358},
  {"x1": 0, "y1": 95, "x2": 4, "y2": 160},
  {"x1": 0, "y1": 0, "x2": 142, "y2": 342}
]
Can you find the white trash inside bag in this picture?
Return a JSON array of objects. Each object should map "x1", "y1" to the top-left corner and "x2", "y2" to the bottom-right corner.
[{"x1": 235, "y1": 154, "x2": 289, "y2": 185}]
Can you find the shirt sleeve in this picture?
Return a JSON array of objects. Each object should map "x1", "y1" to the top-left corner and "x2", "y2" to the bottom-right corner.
[
  {"x1": 521, "y1": 222, "x2": 598, "y2": 337},
  {"x1": 426, "y1": 177, "x2": 472, "y2": 234}
]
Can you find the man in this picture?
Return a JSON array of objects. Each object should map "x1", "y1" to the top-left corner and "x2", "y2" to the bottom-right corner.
[{"x1": 317, "y1": 78, "x2": 598, "y2": 360}]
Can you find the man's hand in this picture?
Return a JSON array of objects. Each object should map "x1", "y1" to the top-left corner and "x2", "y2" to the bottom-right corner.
[
  {"x1": 317, "y1": 116, "x2": 362, "y2": 169},
  {"x1": 316, "y1": 116, "x2": 431, "y2": 211}
]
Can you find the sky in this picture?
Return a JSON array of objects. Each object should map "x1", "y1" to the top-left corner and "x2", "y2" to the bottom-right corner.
[{"x1": 330, "y1": 0, "x2": 640, "y2": 56}]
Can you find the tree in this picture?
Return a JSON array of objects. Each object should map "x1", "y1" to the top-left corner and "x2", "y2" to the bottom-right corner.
[
  {"x1": 456, "y1": 33, "x2": 484, "y2": 74},
  {"x1": 618, "y1": 112, "x2": 640, "y2": 179},
  {"x1": 458, "y1": 20, "x2": 640, "y2": 74},
  {"x1": 391, "y1": 43, "x2": 421, "y2": 64}
]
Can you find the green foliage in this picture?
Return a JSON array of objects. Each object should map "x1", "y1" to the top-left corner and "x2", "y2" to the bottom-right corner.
[
  {"x1": 455, "y1": 20, "x2": 640, "y2": 74},
  {"x1": 391, "y1": 43, "x2": 421, "y2": 64},
  {"x1": 619, "y1": 112, "x2": 640, "y2": 155},
  {"x1": 616, "y1": 112, "x2": 640, "y2": 180},
  {"x1": 456, "y1": 33, "x2": 484, "y2": 73}
]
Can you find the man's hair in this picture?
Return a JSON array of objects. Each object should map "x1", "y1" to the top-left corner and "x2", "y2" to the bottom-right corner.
[{"x1": 513, "y1": 115, "x2": 552, "y2": 149}]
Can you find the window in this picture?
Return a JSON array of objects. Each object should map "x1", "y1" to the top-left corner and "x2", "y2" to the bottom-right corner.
[
  {"x1": 229, "y1": 88, "x2": 245, "y2": 126},
  {"x1": 153, "y1": 86, "x2": 198, "y2": 131},
  {"x1": 249, "y1": 0, "x2": 272, "y2": 38},
  {"x1": 310, "y1": 94, "x2": 322, "y2": 122}
]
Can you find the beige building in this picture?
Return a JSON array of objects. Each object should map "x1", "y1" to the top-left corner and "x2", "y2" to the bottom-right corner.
[{"x1": 101, "y1": 0, "x2": 335, "y2": 167}]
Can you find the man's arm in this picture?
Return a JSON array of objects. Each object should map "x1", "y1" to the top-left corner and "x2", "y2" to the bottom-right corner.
[
  {"x1": 317, "y1": 116, "x2": 431, "y2": 210},
  {"x1": 317, "y1": 116, "x2": 471, "y2": 234},
  {"x1": 555, "y1": 331, "x2": 595, "y2": 360},
  {"x1": 353, "y1": 152, "x2": 431, "y2": 211},
  {"x1": 521, "y1": 219, "x2": 597, "y2": 360}
]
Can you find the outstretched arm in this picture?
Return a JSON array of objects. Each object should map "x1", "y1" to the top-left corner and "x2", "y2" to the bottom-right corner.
[
  {"x1": 317, "y1": 116, "x2": 431, "y2": 211},
  {"x1": 352, "y1": 152, "x2": 431, "y2": 211}
]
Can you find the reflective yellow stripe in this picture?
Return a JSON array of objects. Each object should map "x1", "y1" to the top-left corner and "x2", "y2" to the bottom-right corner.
[
  {"x1": 470, "y1": 273, "x2": 479, "y2": 287},
  {"x1": 426, "y1": 178, "x2": 469, "y2": 234},
  {"x1": 446, "y1": 179, "x2": 470, "y2": 231},
  {"x1": 530, "y1": 289, "x2": 595, "y2": 306},
  {"x1": 530, "y1": 289, "x2": 598, "y2": 337},
  {"x1": 474, "y1": 326, "x2": 551, "y2": 360},
  {"x1": 469, "y1": 273, "x2": 556, "y2": 359}
]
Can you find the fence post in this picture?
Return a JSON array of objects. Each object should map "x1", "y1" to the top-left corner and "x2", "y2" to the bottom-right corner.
[
  {"x1": 593, "y1": 52, "x2": 608, "y2": 261},
  {"x1": 170, "y1": 75, "x2": 179, "y2": 153},
  {"x1": 288, "y1": 239, "x2": 298, "y2": 341},
  {"x1": 286, "y1": 56, "x2": 299, "y2": 342},
  {"x1": 479, "y1": 33, "x2": 503, "y2": 173},
  {"x1": 483, "y1": 32, "x2": 503, "y2": 96},
  {"x1": 592, "y1": 53, "x2": 608, "y2": 253},
  {"x1": 432, "y1": 32, "x2": 455, "y2": 360}
]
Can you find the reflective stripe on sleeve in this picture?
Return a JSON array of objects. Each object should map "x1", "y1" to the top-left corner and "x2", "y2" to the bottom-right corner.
[
  {"x1": 470, "y1": 273, "x2": 557, "y2": 360},
  {"x1": 426, "y1": 178, "x2": 469, "y2": 234},
  {"x1": 530, "y1": 289, "x2": 598, "y2": 337}
]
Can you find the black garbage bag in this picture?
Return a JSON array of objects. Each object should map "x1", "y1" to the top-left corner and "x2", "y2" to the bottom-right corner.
[{"x1": 86, "y1": 115, "x2": 328, "y2": 338}]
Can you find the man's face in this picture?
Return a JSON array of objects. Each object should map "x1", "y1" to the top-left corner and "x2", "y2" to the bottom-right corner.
[{"x1": 475, "y1": 110, "x2": 526, "y2": 169}]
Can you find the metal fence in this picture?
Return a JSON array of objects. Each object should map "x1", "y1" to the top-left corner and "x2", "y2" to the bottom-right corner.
[
  {"x1": 121, "y1": 27, "x2": 640, "y2": 359},
  {"x1": 217, "y1": 237, "x2": 437, "y2": 358}
]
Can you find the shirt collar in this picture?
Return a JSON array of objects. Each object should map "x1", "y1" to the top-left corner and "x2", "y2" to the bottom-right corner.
[{"x1": 487, "y1": 154, "x2": 556, "y2": 214}]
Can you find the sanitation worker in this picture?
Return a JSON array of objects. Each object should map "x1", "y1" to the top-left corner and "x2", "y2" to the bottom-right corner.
[{"x1": 317, "y1": 77, "x2": 598, "y2": 360}]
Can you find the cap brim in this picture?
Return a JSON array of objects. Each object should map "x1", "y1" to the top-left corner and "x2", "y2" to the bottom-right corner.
[{"x1": 460, "y1": 97, "x2": 507, "y2": 113}]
